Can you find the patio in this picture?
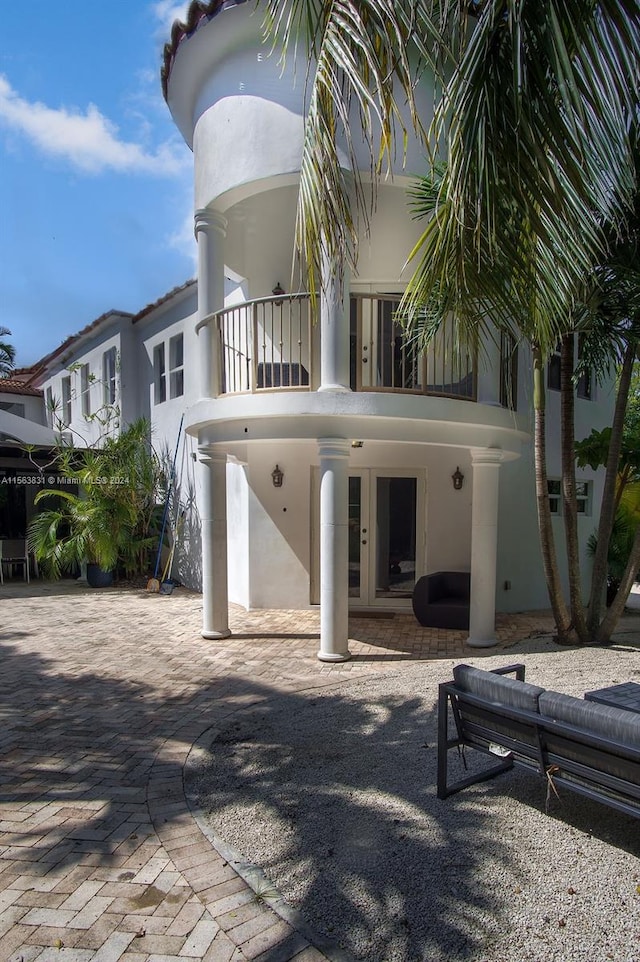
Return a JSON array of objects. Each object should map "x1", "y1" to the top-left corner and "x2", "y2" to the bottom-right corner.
[{"x1": 0, "y1": 580, "x2": 639, "y2": 961}]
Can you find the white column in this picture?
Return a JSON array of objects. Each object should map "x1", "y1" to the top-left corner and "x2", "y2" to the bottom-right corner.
[
  {"x1": 199, "y1": 446, "x2": 231, "y2": 640},
  {"x1": 317, "y1": 438, "x2": 351, "y2": 662},
  {"x1": 467, "y1": 448, "x2": 503, "y2": 648},
  {"x1": 318, "y1": 249, "x2": 351, "y2": 392},
  {"x1": 194, "y1": 209, "x2": 227, "y2": 398}
]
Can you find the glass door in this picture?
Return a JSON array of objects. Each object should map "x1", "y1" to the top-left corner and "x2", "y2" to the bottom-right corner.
[
  {"x1": 311, "y1": 468, "x2": 423, "y2": 608},
  {"x1": 350, "y1": 470, "x2": 422, "y2": 608},
  {"x1": 373, "y1": 475, "x2": 418, "y2": 601},
  {"x1": 348, "y1": 472, "x2": 370, "y2": 602}
]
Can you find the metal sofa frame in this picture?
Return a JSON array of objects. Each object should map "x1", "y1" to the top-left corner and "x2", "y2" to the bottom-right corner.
[{"x1": 437, "y1": 665, "x2": 640, "y2": 819}]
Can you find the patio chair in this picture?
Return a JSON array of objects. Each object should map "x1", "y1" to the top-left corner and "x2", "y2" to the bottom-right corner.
[{"x1": 0, "y1": 538, "x2": 30, "y2": 584}]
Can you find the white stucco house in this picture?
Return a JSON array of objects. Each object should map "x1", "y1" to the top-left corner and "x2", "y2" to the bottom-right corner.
[{"x1": 16, "y1": 0, "x2": 614, "y2": 659}]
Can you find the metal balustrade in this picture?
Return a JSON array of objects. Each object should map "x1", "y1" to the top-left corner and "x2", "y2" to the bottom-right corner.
[
  {"x1": 217, "y1": 293, "x2": 312, "y2": 395},
  {"x1": 212, "y1": 292, "x2": 478, "y2": 401}
]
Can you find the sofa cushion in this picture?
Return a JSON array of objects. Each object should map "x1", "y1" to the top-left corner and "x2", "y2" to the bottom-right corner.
[
  {"x1": 453, "y1": 664, "x2": 544, "y2": 712},
  {"x1": 539, "y1": 690, "x2": 640, "y2": 745}
]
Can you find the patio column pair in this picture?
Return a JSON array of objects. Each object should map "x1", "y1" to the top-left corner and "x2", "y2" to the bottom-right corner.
[
  {"x1": 194, "y1": 208, "x2": 227, "y2": 399},
  {"x1": 317, "y1": 250, "x2": 352, "y2": 661},
  {"x1": 468, "y1": 448, "x2": 504, "y2": 648},
  {"x1": 196, "y1": 207, "x2": 231, "y2": 639}
]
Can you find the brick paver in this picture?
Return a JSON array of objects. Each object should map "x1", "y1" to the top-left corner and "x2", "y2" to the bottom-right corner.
[{"x1": 1, "y1": 580, "x2": 638, "y2": 961}]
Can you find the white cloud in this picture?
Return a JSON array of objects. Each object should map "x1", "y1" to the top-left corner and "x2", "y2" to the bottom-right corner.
[
  {"x1": 168, "y1": 197, "x2": 198, "y2": 269},
  {"x1": 152, "y1": 1, "x2": 192, "y2": 36},
  {"x1": 0, "y1": 74, "x2": 189, "y2": 176}
]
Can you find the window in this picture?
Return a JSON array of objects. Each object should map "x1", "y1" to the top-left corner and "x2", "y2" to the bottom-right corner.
[
  {"x1": 547, "y1": 343, "x2": 561, "y2": 392},
  {"x1": 45, "y1": 387, "x2": 53, "y2": 427},
  {"x1": 103, "y1": 348, "x2": 117, "y2": 406},
  {"x1": 547, "y1": 479, "x2": 562, "y2": 515},
  {"x1": 169, "y1": 334, "x2": 184, "y2": 399},
  {"x1": 575, "y1": 480, "x2": 592, "y2": 515},
  {"x1": 500, "y1": 332, "x2": 518, "y2": 410},
  {"x1": 80, "y1": 363, "x2": 91, "y2": 417},
  {"x1": 547, "y1": 478, "x2": 592, "y2": 516},
  {"x1": 0, "y1": 401, "x2": 25, "y2": 417},
  {"x1": 153, "y1": 344, "x2": 166, "y2": 404},
  {"x1": 61, "y1": 376, "x2": 72, "y2": 426},
  {"x1": 103, "y1": 348, "x2": 117, "y2": 405}
]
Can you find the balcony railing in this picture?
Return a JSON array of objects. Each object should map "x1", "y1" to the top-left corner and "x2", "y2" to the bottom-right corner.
[
  {"x1": 214, "y1": 292, "x2": 477, "y2": 401},
  {"x1": 218, "y1": 293, "x2": 312, "y2": 395},
  {"x1": 350, "y1": 295, "x2": 476, "y2": 400}
]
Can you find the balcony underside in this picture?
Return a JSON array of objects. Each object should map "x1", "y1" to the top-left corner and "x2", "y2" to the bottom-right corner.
[{"x1": 187, "y1": 390, "x2": 528, "y2": 457}]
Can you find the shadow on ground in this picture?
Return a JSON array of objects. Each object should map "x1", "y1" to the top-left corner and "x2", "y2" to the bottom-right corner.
[
  {"x1": 1, "y1": 618, "x2": 638, "y2": 962},
  {"x1": 185, "y1": 677, "x2": 639, "y2": 962}
]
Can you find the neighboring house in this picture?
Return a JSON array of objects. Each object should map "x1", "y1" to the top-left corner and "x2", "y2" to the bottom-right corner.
[
  {"x1": 19, "y1": 2, "x2": 613, "y2": 660},
  {"x1": 0, "y1": 375, "x2": 57, "y2": 539}
]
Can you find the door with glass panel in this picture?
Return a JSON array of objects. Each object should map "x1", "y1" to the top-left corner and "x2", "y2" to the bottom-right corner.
[{"x1": 349, "y1": 470, "x2": 423, "y2": 607}]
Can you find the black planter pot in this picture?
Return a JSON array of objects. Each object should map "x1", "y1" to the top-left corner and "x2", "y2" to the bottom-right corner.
[{"x1": 86, "y1": 564, "x2": 114, "y2": 588}]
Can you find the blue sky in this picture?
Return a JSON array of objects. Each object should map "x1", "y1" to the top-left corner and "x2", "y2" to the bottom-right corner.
[{"x1": 0, "y1": 0, "x2": 194, "y2": 369}]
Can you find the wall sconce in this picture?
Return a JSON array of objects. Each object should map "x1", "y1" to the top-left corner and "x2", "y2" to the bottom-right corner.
[
  {"x1": 452, "y1": 466, "x2": 464, "y2": 491},
  {"x1": 351, "y1": 440, "x2": 364, "y2": 448},
  {"x1": 271, "y1": 464, "x2": 284, "y2": 488},
  {"x1": 272, "y1": 282, "x2": 285, "y2": 306}
]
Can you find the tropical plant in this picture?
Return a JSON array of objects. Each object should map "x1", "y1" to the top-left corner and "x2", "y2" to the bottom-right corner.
[
  {"x1": 262, "y1": 0, "x2": 640, "y2": 644},
  {"x1": 400, "y1": 5, "x2": 639, "y2": 644},
  {"x1": 0, "y1": 327, "x2": 16, "y2": 377},
  {"x1": 27, "y1": 419, "x2": 165, "y2": 580}
]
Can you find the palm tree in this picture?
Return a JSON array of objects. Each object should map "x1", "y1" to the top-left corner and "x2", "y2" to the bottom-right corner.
[
  {"x1": 263, "y1": 0, "x2": 640, "y2": 643},
  {"x1": 0, "y1": 326, "x2": 16, "y2": 377},
  {"x1": 400, "y1": 4, "x2": 640, "y2": 644}
]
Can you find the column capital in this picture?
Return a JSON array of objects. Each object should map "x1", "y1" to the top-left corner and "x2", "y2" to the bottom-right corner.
[
  {"x1": 194, "y1": 208, "x2": 228, "y2": 238},
  {"x1": 470, "y1": 447, "x2": 504, "y2": 467},
  {"x1": 317, "y1": 437, "x2": 350, "y2": 460},
  {"x1": 198, "y1": 445, "x2": 227, "y2": 467}
]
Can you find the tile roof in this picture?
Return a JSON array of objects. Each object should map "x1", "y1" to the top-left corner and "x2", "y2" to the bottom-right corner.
[
  {"x1": 0, "y1": 377, "x2": 43, "y2": 397},
  {"x1": 132, "y1": 278, "x2": 196, "y2": 324},
  {"x1": 161, "y1": 0, "x2": 248, "y2": 100},
  {"x1": 25, "y1": 310, "x2": 134, "y2": 385},
  {"x1": 25, "y1": 279, "x2": 195, "y2": 385}
]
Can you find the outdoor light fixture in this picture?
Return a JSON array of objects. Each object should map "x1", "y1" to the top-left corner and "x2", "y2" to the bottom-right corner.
[
  {"x1": 452, "y1": 466, "x2": 464, "y2": 490},
  {"x1": 272, "y1": 464, "x2": 284, "y2": 488},
  {"x1": 272, "y1": 282, "x2": 285, "y2": 305},
  {"x1": 351, "y1": 440, "x2": 364, "y2": 448}
]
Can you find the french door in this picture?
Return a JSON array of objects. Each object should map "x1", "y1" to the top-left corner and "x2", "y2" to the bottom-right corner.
[{"x1": 348, "y1": 469, "x2": 424, "y2": 608}]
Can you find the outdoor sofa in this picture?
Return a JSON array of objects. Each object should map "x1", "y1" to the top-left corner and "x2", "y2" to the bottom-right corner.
[
  {"x1": 438, "y1": 664, "x2": 640, "y2": 819},
  {"x1": 412, "y1": 571, "x2": 470, "y2": 629}
]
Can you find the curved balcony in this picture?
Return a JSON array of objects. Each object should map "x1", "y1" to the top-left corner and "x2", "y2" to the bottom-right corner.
[{"x1": 208, "y1": 293, "x2": 495, "y2": 402}]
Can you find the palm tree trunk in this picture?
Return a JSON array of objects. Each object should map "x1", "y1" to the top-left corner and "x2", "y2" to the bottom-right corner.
[
  {"x1": 595, "y1": 526, "x2": 640, "y2": 644},
  {"x1": 560, "y1": 335, "x2": 588, "y2": 642},
  {"x1": 586, "y1": 339, "x2": 637, "y2": 635},
  {"x1": 532, "y1": 342, "x2": 573, "y2": 641}
]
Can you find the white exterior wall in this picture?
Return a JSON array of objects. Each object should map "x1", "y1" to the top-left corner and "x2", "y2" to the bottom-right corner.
[
  {"x1": 38, "y1": 316, "x2": 131, "y2": 446},
  {"x1": 0, "y1": 392, "x2": 46, "y2": 425}
]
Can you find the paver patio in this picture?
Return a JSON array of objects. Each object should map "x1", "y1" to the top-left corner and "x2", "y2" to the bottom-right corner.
[{"x1": 0, "y1": 580, "x2": 638, "y2": 961}]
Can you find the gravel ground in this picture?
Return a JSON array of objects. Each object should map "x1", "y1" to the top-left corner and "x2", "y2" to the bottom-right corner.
[{"x1": 186, "y1": 634, "x2": 640, "y2": 962}]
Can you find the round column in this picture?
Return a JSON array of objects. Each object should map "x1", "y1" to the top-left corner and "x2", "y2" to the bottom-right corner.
[
  {"x1": 318, "y1": 249, "x2": 351, "y2": 392},
  {"x1": 467, "y1": 448, "x2": 503, "y2": 648},
  {"x1": 199, "y1": 446, "x2": 231, "y2": 640},
  {"x1": 317, "y1": 437, "x2": 351, "y2": 662},
  {"x1": 194, "y1": 208, "x2": 227, "y2": 398}
]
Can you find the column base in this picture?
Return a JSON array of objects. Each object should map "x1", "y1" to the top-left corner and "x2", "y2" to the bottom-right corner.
[
  {"x1": 466, "y1": 636, "x2": 498, "y2": 648},
  {"x1": 317, "y1": 649, "x2": 352, "y2": 663},
  {"x1": 201, "y1": 629, "x2": 232, "y2": 640}
]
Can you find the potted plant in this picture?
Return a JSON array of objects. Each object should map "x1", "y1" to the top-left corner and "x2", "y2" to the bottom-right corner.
[{"x1": 28, "y1": 419, "x2": 164, "y2": 585}]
